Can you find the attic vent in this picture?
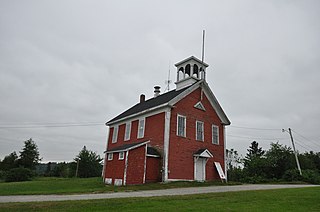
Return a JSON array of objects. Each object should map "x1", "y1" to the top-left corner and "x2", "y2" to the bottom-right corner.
[{"x1": 194, "y1": 102, "x2": 206, "y2": 111}]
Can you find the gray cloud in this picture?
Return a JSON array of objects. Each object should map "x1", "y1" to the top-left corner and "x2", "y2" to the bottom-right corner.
[{"x1": 1, "y1": 0, "x2": 319, "y2": 161}]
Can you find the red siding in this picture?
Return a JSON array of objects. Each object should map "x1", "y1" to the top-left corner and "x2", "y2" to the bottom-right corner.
[
  {"x1": 104, "y1": 152, "x2": 126, "y2": 183},
  {"x1": 107, "y1": 113, "x2": 165, "y2": 151},
  {"x1": 126, "y1": 145, "x2": 146, "y2": 185},
  {"x1": 144, "y1": 113, "x2": 165, "y2": 149},
  {"x1": 146, "y1": 157, "x2": 161, "y2": 183},
  {"x1": 168, "y1": 88, "x2": 225, "y2": 181}
]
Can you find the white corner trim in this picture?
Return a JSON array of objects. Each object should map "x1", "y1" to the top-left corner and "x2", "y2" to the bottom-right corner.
[
  {"x1": 143, "y1": 144, "x2": 147, "y2": 184},
  {"x1": 123, "y1": 150, "x2": 129, "y2": 186},
  {"x1": 163, "y1": 108, "x2": 171, "y2": 182},
  {"x1": 224, "y1": 126, "x2": 227, "y2": 182}
]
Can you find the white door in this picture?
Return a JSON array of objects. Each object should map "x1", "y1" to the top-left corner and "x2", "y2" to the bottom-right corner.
[{"x1": 195, "y1": 158, "x2": 206, "y2": 181}]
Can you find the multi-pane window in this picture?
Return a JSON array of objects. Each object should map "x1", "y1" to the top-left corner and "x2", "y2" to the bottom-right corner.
[
  {"x1": 107, "y1": 153, "x2": 113, "y2": 161},
  {"x1": 177, "y1": 114, "x2": 186, "y2": 137},
  {"x1": 137, "y1": 118, "x2": 145, "y2": 138},
  {"x1": 119, "y1": 152, "x2": 124, "y2": 160},
  {"x1": 212, "y1": 125, "x2": 219, "y2": 144},
  {"x1": 112, "y1": 126, "x2": 118, "y2": 143},
  {"x1": 196, "y1": 121, "x2": 204, "y2": 141},
  {"x1": 124, "y1": 122, "x2": 131, "y2": 141}
]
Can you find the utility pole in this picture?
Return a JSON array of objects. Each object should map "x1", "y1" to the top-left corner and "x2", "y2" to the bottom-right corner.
[
  {"x1": 283, "y1": 128, "x2": 302, "y2": 175},
  {"x1": 75, "y1": 159, "x2": 79, "y2": 177}
]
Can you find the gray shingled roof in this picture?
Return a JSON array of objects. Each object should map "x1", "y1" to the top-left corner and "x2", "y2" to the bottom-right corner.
[
  {"x1": 107, "y1": 86, "x2": 190, "y2": 124},
  {"x1": 105, "y1": 141, "x2": 148, "y2": 153}
]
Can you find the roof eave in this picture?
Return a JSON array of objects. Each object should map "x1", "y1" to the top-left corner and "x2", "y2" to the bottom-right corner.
[
  {"x1": 106, "y1": 103, "x2": 172, "y2": 126},
  {"x1": 104, "y1": 140, "x2": 150, "y2": 153}
]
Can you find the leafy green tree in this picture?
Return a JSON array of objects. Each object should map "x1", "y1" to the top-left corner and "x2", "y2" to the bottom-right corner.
[
  {"x1": 299, "y1": 151, "x2": 320, "y2": 171},
  {"x1": 18, "y1": 138, "x2": 41, "y2": 170},
  {"x1": 74, "y1": 146, "x2": 102, "y2": 178},
  {"x1": 264, "y1": 142, "x2": 295, "y2": 179},
  {"x1": 0, "y1": 151, "x2": 18, "y2": 171},
  {"x1": 5, "y1": 167, "x2": 33, "y2": 182}
]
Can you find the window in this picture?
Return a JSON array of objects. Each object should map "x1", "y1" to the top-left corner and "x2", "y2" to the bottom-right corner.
[
  {"x1": 107, "y1": 153, "x2": 113, "y2": 161},
  {"x1": 177, "y1": 114, "x2": 186, "y2": 137},
  {"x1": 112, "y1": 126, "x2": 118, "y2": 143},
  {"x1": 119, "y1": 152, "x2": 124, "y2": 160},
  {"x1": 196, "y1": 121, "x2": 204, "y2": 141},
  {"x1": 137, "y1": 118, "x2": 145, "y2": 138},
  {"x1": 212, "y1": 125, "x2": 219, "y2": 144},
  {"x1": 124, "y1": 122, "x2": 131, "y2": 141}
]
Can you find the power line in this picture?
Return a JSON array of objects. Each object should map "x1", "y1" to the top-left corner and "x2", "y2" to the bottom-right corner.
[
  {"x1": 0, "y1": 122, "x2": 104, "y2": 129},
  {"x1": 294, "y1": 142, "x2": 310, "y2": 152},
  {"x1": 229, "y1": 125, "x2": 280, "y2": 131},
  {"x1": 291, "y1": 129, "x2": 320, "y2": 148},
  {"x1": 293, "y1": 137, "x2": 315, "y2": 151},
  {"x1": 228, "y1": 134, "x2": 287, "y2": 141}
]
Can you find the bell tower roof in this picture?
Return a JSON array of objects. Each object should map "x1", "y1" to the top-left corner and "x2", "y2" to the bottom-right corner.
[
  {"x1": 175, "y1": 56, "x2": 209, "y2": 67},
  {"x1": 175, "y1": 56, "x2": 209, "y2": 90}
]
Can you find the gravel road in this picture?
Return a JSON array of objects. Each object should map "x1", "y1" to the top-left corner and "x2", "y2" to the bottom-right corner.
[{"x1": 0, "y1": 184, "x2": 318, "y2": 203}]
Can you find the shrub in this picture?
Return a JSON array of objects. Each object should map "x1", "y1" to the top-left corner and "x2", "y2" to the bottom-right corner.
[
  {"x1": 241, "y1": 175, "x2": 268, "y2": 184},
  {"x1": 0, "y1": 170, "x2": 5, "y2": 180},
  {"x1": 227, "y1": 167, "x2": 244, "y2": 182},
  {"x1": 5, "y1": 167, "x2": 34, "y2": 182},
  {"x1": 302, "y1": 169, "x2": 320, "y2": 184},
  {"x1": 282, "y1": 169, "x2": 303, "y2": 182}
]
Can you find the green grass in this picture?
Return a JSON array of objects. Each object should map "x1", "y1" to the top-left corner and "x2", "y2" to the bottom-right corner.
[
  {"x1": 0, "y1": 177, "x2": 237, "y2": 195},
  {"x1": 0, "y1": 187, "x2": 319, "y2": 211}
]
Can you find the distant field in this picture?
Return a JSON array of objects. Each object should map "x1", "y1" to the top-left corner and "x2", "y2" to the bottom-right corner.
[
  {"x1": 0, "y1": 177, "x2": 235, "y2": 195},
  {"x1": 0, "y1": 187, "x2": 319, "y2": 211}
]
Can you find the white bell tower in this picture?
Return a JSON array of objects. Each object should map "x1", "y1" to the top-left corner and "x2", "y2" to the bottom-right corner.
[{"x1": 175, "y1": 56, "x2": 209, "y2": 90}]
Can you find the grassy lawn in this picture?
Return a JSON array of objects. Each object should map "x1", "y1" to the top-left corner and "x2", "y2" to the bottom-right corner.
[
  {"x1": 0, "y1": 177, "x2": 236, "y2": 195},
  {"x1": 0, "y1": 187, "x2": 319, "y2": 211}
]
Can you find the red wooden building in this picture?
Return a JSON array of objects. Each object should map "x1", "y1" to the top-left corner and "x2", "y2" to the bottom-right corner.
[{"x1": 103, "y1": 56, "x2": 230, "y2": 185}]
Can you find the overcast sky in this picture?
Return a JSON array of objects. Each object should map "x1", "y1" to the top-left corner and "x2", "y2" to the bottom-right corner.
[{"x1": 1, "y1": 0, "x2": 320, "y2": 162}]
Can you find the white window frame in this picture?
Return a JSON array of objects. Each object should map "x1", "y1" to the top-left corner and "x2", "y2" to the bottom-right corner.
[
  {"x1": 107, "y1": 153, "x2": 113, "y2": 161},
  {"x1": 124, "y1": 122, "x2": 131, "y2": 141},
  {"x1": 212, "y1": 124, "x2": 219, "y2": 145},
  {"x1": 137, "y1": 118, "x2": 145, "y2": 139},
  {"x1": 112, "y1": 126, "x2": 118, "y2": 143},
  {"x1": 196, "y1": 120, "x2": 204, "y2": 141},
  {"x1": 119, "y1": 152, "x2": 124, "y2": 160},
  {"x1": 177, "y1": 114, "x2": 186, "y2": 137}
]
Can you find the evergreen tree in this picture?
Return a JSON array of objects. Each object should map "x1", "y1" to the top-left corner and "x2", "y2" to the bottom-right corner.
[
  {"x1": 0, "y1": 151, "x2": 18, "y2": 171},
  {"x1": 243, "y1": 141, "x2": 267, "y2": 179},
  {"x1": 74, "y1": 146, "x2": 102, "y2": 178},
  {"x1": 18, "y1": 138, "x2": 41, "y2": 170}
]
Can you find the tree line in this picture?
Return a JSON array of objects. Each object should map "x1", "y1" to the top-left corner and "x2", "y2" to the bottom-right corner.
[
  {"x1": 0, "y1": 138, "x2": 102, "y2": 182},
  {"x1": 227, "y1": 141, "x2": 320, "y2": 184}
]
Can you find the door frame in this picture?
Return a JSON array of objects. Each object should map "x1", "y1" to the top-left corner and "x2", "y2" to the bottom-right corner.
[{"x1": 194, "y1": 156, "x2": 208, "y2": 181}]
